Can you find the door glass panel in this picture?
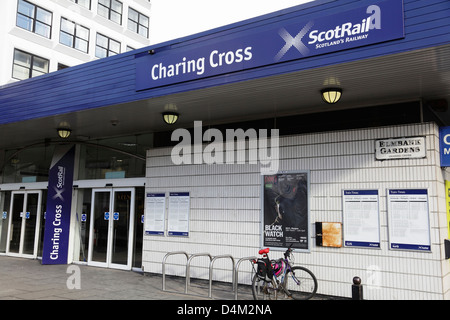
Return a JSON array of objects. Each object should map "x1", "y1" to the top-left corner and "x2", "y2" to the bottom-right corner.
[
  {"x1": 0, "y1": 192, "x2": 11, "y2": 253},
  {"x1": 89, "y1": 188, "x2": 136, "y2": 269},
  {"x1": 92, "y1": 191, "x2": 110, "y2": 263},
  {"x1": 75, "y1": 189, "x2": 91, "y2": 262},
  {"x1": 133, "y1": 187, "x2": 144, "y2": 268},
  {"x1": 111, "y1": 191, "x2": 131, "y2": 265},
  {"x1": 37, "y1": 190, "x2": 47, "y2": 257},
  {"x1": 23, "y1": 193, "x2": 39, "y2": 255},
  {"x1": 9, "y1": 194, "x2": 24, "y2": 253}
]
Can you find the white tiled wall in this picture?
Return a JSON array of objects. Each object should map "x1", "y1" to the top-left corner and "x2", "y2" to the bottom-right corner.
[{"x1": 143, "y1": 122, "x2": 449, "y2": 299}]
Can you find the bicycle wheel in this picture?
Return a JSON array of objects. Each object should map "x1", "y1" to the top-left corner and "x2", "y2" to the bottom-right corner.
[
  {"x1": 251, "y1": 274, "x2": 278, "y2": 300},
  {"x1": 283, "y1": 266, "x2": 318, "y2": 300}
]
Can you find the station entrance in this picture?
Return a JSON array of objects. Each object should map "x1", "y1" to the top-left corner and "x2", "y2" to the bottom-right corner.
[
  {"x1": 74, "y1": 186, "x2": 145, "y2": 271},
  {"x1": 0, "y1": 189, "x2": 47, "y2": 259}
]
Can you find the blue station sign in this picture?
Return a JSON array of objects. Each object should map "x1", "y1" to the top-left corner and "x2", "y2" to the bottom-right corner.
[
  {"x1": 136, "y1": 0, "x2": 404, "y2": 91},
  {"x1": 42, "y1": 145, "x2": 75, "y2": 265},
  {"x1": 439, "y1": 126, "x2": 450, "y2": 167}
]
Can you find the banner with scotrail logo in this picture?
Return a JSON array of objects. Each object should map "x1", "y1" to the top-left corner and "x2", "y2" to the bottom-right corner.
[
  {"x1": 42, "y1": 145, "x2": 75, "y2": 265},
  {"x1": 136, "y1": 0, "x2": 404, "y2": 91}
]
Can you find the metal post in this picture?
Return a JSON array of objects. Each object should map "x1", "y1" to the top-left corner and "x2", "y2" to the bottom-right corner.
[
  {"x1": 234, "y1": 256, "x2": 257, "y2": 300},
  {"x1": 352, "y1": 276, "x2": 363, "y2": 300},
  {"x1": 162, "y1": 251, "x2": 189, "y2": 291},
  {"x1": 185, "y1": 253, "x2": 213, "y2": 294},
  {"x1": 208, "y1": 255, "x2": 235, "y2": 298}
]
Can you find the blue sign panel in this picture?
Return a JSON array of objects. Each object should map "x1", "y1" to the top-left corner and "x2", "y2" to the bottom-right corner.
[
  {"x1": 439, "y1": 126, "x2": 450, "y2": 167},
  {"x1": 136, "y1": 0, "x2": 404, "y2": 91},
  {"x1": 42, "y1": 145, "x2": 75, "y2": 265}
]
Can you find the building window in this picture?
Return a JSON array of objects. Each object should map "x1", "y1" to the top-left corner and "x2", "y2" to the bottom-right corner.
[
  {"x1": 60, "y1": 18, "x2": 90, "y2": 53},
  {"x1": 16, "y1": 0, "x2": 52, "y2": 38},
  {"x1": 2, "y1": 145, "x2": 56, "y2": 184},
  {"x1": 95, "y1": 33, "x2": 121, "y2": 58},
  {"x1": 12, "y1": 49, "x2": 49, "y2": 80},
  {"x1": 128, "y1": 8, "x2": 149, "y2": 38},
  {"x1": 69, "y1": 0, "x2": 91, "y2": 10},
  {"x1": 98, "y1": 0, "x2": 123, "y2": 25},
  {"x1": 77, "y1": 134, "x2": 151, "y2": 180}
]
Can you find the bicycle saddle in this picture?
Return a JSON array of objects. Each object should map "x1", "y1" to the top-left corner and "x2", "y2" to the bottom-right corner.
[{"x1": 259, "y1": 248, "x2": 270, "y2": 255}]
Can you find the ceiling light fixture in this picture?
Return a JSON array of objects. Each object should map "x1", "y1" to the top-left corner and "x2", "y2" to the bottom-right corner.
[
  {"x1": 321, "y1": 88, "x2": 342, "y2": 104},
  {"x1": 162, "y1": 112, "x2": 179, "y2": 125},
  {"x1": 57, "y1": 127, "x2": 72, "y2": 139}
]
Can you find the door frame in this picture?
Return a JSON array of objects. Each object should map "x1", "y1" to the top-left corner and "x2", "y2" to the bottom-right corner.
[
  {"x1": 5, "y1": 190, "x2": 42, "y2": 259},
  {"x1": 87, "y1": 187, "x2": 135, "y2": 270}
]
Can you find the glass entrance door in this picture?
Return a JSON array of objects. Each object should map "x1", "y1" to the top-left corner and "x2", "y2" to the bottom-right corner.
[
  {"x1": 88, "y1": 188, "x2": 135, "y2": 270},
  {"x1": 6, "y1": 191, "x2": 42, "y2": 258}
]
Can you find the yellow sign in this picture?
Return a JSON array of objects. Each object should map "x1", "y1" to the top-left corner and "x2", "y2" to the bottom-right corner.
[{"x1": 445, "y1": 181, "x2": 450, "y2": 238}]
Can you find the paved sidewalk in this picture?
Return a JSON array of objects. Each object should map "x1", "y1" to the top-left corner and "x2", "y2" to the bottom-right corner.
[
  {"x1": 0, "y1": 256, "x2": 253, "y2": 300},
  {"x1": 0, "y1": 256, "x2": 345, "y2": 300}
]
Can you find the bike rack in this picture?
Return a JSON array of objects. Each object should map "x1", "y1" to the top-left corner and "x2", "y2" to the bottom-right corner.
[
  {"x1": 185, "y1": 253, "x2": 213, "y2": 294},
  {"x1": 234, "y1": 256, "x2": 257, "y2": 300},
  {"x1": 161, "y1": 251, "x2": 255, "y2": 299},
  {"x1": 162, "y1": 251, "x2": 189, "y2": 292},
  {"x1": 208, "y1": 255, "x2": 235, "y2": 298}
]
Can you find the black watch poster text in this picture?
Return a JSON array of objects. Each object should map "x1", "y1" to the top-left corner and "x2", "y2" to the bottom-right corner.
[{"x1": 263, "y1": 172, "x2": 309, "y2": 250}]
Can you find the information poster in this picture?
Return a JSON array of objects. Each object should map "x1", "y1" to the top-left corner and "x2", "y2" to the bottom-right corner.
[
  {"x1": 387, "y1": 189, "x2": 431, "y2": 251},
  {"x1": 445, "y1": 181, "x2": 450, "y2": 238},
  {"x1": 168, "y1": 192, "x2": 190, "y2": 237},
  {"x1": 144, "y1": 193, "x2": 166, "y2": 235},
  {"x1": 262, "y1": 172, "x2": 309, "y2": 251},
  {"x1": 342, "y1": 190, "x2": 380, "y2": 248}
]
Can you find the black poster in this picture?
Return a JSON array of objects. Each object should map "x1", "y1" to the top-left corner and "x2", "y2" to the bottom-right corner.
[{"x1": 262, "y1": 172, "x2": 309, "y2": 251}]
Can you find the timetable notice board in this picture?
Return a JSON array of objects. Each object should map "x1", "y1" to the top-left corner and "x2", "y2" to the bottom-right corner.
[
  {"x1": 387, "y1": 189, "x2": 431, "y2": 252},
  {"x1": 144, "y1": 192, "x2": 191, "y2": 237},
  {"x1": 168, "y1": 192, "x2": 190, "y2": 237},
  {"x1": 144, "y1": 193, "x2": 166, "y2": 235},
  {"x1": 342, "y1": 190, "x2": 380, "y2": 248}
]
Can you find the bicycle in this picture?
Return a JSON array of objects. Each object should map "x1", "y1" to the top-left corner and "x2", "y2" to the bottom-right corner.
[{"x1": 251, "y1": 245, "x2": 318, "y2": 300}]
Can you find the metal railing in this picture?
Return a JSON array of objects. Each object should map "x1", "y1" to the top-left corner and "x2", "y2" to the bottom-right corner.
[
  {"x1": 161, "y1": 251, "x2": 255, "y2": 300},
  {"x1": 162, "y1": 251, "x2": 189, "y2": 292},
  {"x1": 185, "y1": 253, "x2": 213, "y2": 294},
  {"x1": 208, "y1": 255, "x2": 235, "y2": 298},
  {"x1": 234, "y1": 256, "x2": 257, "y2": 300}
]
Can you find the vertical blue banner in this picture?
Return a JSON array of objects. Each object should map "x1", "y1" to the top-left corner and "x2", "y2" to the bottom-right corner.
[
  {"x1": 439, "y1": 126, "x2": 450, "y2": 167},
  {"x1": 42, "y1": 145, "x2": 75, "y2": 265}
]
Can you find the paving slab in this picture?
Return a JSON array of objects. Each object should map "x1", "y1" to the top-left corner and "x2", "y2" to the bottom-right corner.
[
  {"x1": 0, "y1": 256, "x2": 343, "y2": 301},
  {"x1": 0, "y1": 256, "x2": 246, "y2": 300}
]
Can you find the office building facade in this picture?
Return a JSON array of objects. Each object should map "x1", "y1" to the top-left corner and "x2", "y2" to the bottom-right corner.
[{"x1": 0, "y1": 0, "x2": 151, "y2": 86}]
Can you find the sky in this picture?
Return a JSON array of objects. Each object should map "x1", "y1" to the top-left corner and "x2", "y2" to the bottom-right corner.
[{"x1": 149, "y1": 0, "x2": 313, "y2": 44}]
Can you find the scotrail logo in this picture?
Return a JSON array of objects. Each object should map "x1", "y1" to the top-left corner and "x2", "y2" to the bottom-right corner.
[
  {"x1": 52, "y1": 166, "x2": 66, "y2": 201},
  {"x1": 275, "y1": 21, "x2": 314, "y2": 61},
  {"x1": 275, "y1": 4, "x2": 381, "y2": 61}
]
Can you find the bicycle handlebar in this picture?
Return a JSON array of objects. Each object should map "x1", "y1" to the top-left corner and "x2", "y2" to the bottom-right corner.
[
  {"x1": 284, "y1": 243, "x2": 294, "y2": 259},
  {"x1": 258, "y1": 243, "x2": 294, "y2": 260}
]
